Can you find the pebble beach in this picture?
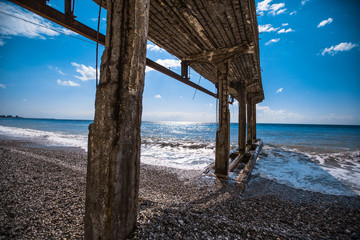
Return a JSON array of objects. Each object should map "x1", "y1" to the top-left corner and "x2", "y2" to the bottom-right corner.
[{"x1": 0, "y1": 137, "x2": 359, "y2": 239}]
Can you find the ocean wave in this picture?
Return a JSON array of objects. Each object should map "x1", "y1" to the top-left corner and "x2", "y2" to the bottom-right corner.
[
  {"x1": 255, "y1": 144, "x2": 360, "y2": 196},
  {"x1": 0, "y1": 125, "x2": 88, "y2": 151}
]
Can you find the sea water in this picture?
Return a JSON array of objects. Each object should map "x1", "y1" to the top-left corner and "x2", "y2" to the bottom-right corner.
[{"x1": 0, "y1": 118, "x2": 359, "y2": 196}]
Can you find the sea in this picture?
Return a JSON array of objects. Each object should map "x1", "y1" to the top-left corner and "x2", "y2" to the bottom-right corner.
[{"x1": 0, "y1": 118, "x2": 359, "y2": 196}]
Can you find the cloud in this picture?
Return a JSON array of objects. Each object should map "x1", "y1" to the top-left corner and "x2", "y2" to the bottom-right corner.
[
  {"x1": 289, "y1": 11, "x2": 297, "y2": 15},
  {"x1": 0, "y1": 39, "x2": 4, "y2": 46},
  {"x1": 321, "y1": 42, "x2": 358, "y2": 56},
  {"x1": 0, "y1": 1, "x2": 74, "y2": 39},
  {"x1": 317, "y1": 18, "x2": 333, "y2": 28},
  {"x1": 269, "y1": 3, "x2": 286, "y2": 16},
  {"x1": 277, "y1": 28, "x2": 295, "y2": 34},
  {"x1": 0, "y1": 83, "x2": 6, "y2": 89},
  {"x1": 154, "y1": 94, "x2": 162, "y2": 99},
  {"x1": 257, "y1": 0, "x2": 286, "y2": 16},
  {"x1": 258, "y1": 24, "x2": 279, "y2": 33},
  {"x1": 71, "y1": 62, "x2": 97, "y2": 81},
  {"x1": 301, "y1": 0, "x2": 310, "y2": 6},
  {"x1": 49, "y1": 65, "x2": 66, "y2": 75},
  {"x1": 256, "y1": 105, "x2": 302, "y2": 123},
  {"x1": 146, "y1": 59, "x2": 181, "y2": 72},
  {"x1": 265, "y1": 38, "x2": 280, "y2": 45},
  {"x1": 282, "y1": 23, "x2": 289, "y2": 26},
  {"x1": 57, "y1": 79, "x2": 80, "y2": 87},
  {"x1": 276, "y1": 88, "x2": 283, "y2": 93},
  {"x1": 147, "y1": 44, "x2": 164, "y2": 52}
]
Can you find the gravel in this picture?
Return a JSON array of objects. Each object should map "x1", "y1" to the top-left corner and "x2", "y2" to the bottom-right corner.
[{"x1": 0, "y1": 137, "x2": 359, "y2": 239}]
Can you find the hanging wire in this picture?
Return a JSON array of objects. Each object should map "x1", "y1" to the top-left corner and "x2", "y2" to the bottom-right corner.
[
  {"x1": 95, "y1": 0, "x2": 103, "y2": 87},
  {"x1": 0, "y1": 10, "x2": 95, "y2": 45},
  {"x1": 192, "y1": 75, "x2": 202, "y2": 100}
]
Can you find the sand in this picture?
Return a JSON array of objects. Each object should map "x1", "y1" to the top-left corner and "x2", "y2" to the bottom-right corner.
[{"x1": 0, "y1": 136, "x2": 359, "y2": 239}]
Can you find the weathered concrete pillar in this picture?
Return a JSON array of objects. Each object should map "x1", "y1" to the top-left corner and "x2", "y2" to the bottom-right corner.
[
  {"x1": 85, "y1": 0, "x2": 149, "y2": 239},
  {"x1": 252, "y1": 102, "x2": 257, "y2": 141},
  {"x1": 246, "y1": 97, "x2": 253, "y2": 145},
  {"x1": 238, "y1": 83, "x2": 246, "y2": 154},
  {"x1": 215, "y1": 61, "x2": 230, "y2": 176}
]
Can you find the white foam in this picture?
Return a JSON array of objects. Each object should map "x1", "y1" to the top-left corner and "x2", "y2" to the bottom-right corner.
[
  {"x1": 255, "y1": 145, "x2": 360, "y2": 196},
  {"x1": 0, "y1": 125, "x2": 88, "y2": 151},
  {"x1": 141, "y1": 144, "x2": 214, "y2": 170}
]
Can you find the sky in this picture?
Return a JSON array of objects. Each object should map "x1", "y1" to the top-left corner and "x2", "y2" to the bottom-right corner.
[{"x1": 0, "y1": 0, "x2": 359, "y2": 125}]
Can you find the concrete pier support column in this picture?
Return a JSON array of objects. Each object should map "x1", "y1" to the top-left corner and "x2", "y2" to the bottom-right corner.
[
  {"x1": 247, "y1": 97, "x2": 253, "y2": 145},
  {"x1": 252, "y1": 102, "x2": 257, "y2": 142},
  {"x1": 238, "y1": 83, "x2": 246, "y2": 154},
  {"x1": 215, "y1": 61, "x2": 230, "y2": 176},
  {"x1": 84, "y1": 0, "x2": 150, "y2": 239}
]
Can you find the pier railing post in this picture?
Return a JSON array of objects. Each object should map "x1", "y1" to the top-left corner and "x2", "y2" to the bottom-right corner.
[
  {"x1": 85, "y1": 0, "x2": 149, "y2": 239},
  {"x1": 252, "y1": 102, "x2": 257, "y2": 142},
  {"x1": 215, "y1": 61, "x2": 230, "y2": 176},
  {"x1": 238, "y1": 83, "x2": 246, "y2": 154},
  {"x1": 247, "y1": 97, "x2": 253, "y2": 146}
]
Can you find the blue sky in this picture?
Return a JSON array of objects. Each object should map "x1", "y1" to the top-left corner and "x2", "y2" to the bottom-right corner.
[{"x1": 0, "y1": 0, "x2": 359, "y2": 124}]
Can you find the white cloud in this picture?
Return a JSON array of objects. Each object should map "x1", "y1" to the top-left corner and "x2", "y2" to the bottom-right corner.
[
  {"x1": 0, "y1": 39, "x2": 4, "y2": 46},
  {"x1": 321, "y1": 42, "x2": 358, "y2": 56},
  {"x1": 301, "y1": 0, "x2": 310, "y2": 6},
  {"x1": 269, "y1": 3, "x2": 286, "y2": 16},
  {"x1": 146, "y1": 59, "x2": 181, "y2": 72},
  {"x1": 276, "y1": 88, "x2": 283, "y2": 93},
  {"x1": 49, "y1": 65, "x2": 66, "y2": 75},
  {"x1": 277, "y1": 28, "x2": 295, "y2": 33},
  {"x1": 317, "y1": 18, "x2": 333, "y2": 28},
  {"x1": 282, "y1": 23, "x2": 289, "y2": 27},
  {"x1": 257, "y1": 0, "x2": 286, "y2": 16},
  {"x1": 154, "y1": 94, "x2": 162, "y2": 99},
  {"x1": 0, "y1": 1, "x2": 74, "y2": 39},
  {"x1": 289, "y1": 11, "x2": 297, "y2": 15},
  {"x1": 0, "y1": 83, "x2": 6, "y2": 89},
  {"x1": 147, "y1": 44, "x2": 164, "y2": 52},
  {"x1": 71, "y1": 62, "x2": 97, "y2": 81},
  {"x1": 257, "y1": 0, "x2": 272, "y2": 13},
  {"x1": 258, "y1": 24, "x2": 279, "y2": 33},
  {"x1": 57, "y1": 79, "x2": 80, "y2": 87},
  {"x1": 265, "y1": 38, "x2": 280, "y2": 45}
]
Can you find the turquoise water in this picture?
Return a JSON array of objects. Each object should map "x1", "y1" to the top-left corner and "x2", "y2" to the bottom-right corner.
[{"x1": 0, "y1": 118, "x2": 359, "y2": 196}]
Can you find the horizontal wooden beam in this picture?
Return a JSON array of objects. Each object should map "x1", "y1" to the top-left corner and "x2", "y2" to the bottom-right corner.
[
  {"x1": 9, "y1": 0, "x2": 217, "y2": 99},
  {"x1": 146, "y1": 59, "x2": 217, "y2": 98}
]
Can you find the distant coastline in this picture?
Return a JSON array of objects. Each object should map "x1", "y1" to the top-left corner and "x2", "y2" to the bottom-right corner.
[{"x1": 0, "y1": 115, "x2": 23, "y2": 119}]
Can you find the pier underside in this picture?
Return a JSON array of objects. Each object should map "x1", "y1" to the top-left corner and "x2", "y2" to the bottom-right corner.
[{"x1": 9, "y1": 0, "x2": 264, "y2": 238}]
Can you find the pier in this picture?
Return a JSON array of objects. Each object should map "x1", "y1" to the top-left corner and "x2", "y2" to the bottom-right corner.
[{"x1": 9, "y1": 0, "x2": 264, "y2": 238}]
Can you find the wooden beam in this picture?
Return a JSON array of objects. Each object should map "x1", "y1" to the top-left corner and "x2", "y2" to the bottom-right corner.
[
  {"x1": 9, "y1": 0, "x2": 217, "y2": 99},
  {"x1": 85, "y1": 0, "x2": 149, "y2": 239},
  {"x1": 182, "y1": 44, "x2": 255, "y2": 64},
  {"x1": 215, "y1": 61, "x2": 230, "y2": 176},
  {"x1": 146, "y1": 59, "x2": 217, "y2": 98},
  {"x1": 238, "y1": 84, "x2": 246, "y2": 154}
]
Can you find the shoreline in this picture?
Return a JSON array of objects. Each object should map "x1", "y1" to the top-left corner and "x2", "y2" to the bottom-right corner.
[{"x1": 0, "y1": 137, "x2": 359, "y2": 239}]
